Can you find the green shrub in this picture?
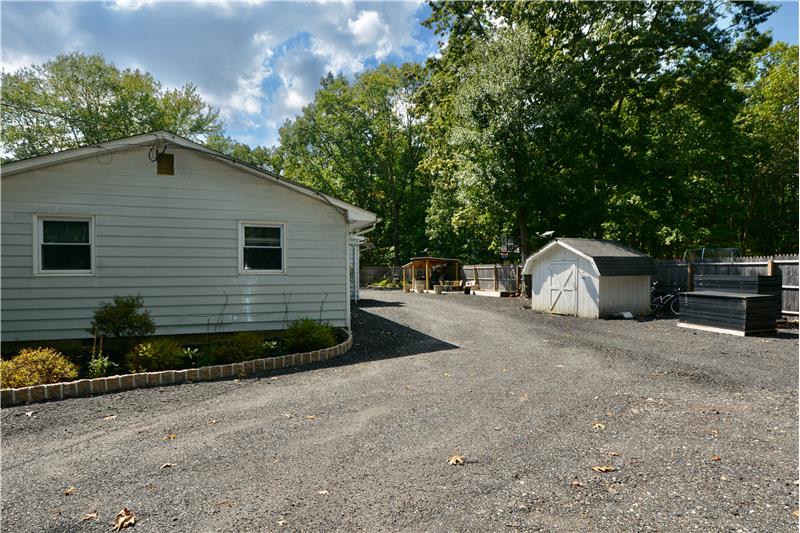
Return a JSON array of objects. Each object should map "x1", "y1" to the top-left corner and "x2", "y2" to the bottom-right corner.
[
  {"x1": 0, "y1": 347, "x2": 78, "y2": 388},
  {"x1": 282, "y1": 319, "x2": 336, "y2": 354},
  {"x1": 89, "y1": 295, "x2": 156, "y2": 356},
  {"x1": 212, "y1": 332, "x2": 265, "y2": 364},
  {"x1": 127, "y1": 339, "x2": 183, "y2": 373},
  {"x1": 87, "y1": 353, "x2": 117, "y2": 378}
]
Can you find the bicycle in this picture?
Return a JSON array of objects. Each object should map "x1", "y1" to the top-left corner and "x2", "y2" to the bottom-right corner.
[{"x1": 650, "y1": 281, "x2": 680, "y2": 315}]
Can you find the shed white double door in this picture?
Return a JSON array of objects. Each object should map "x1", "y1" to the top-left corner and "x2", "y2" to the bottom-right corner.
[{"x1": 548, "y1": 261, "x2": 577, "y2": 315}]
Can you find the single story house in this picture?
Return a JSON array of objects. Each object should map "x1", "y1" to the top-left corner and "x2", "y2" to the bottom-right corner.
[
  {"x1": 522, "y1": 238, "x2": 656, "y2": 318},
  {"x1": 1, "y1": 131, "x2": 377, "y2": 342}
]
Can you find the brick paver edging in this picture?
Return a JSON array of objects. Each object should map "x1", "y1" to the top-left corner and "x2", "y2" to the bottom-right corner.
[{"x1": 0, "y1": 331, "x2": 353, "y2": 407}]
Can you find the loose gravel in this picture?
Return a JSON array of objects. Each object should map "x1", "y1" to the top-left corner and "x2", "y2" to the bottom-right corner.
[{"x1": 2, "y1": 289, "x2": 797, "y2": 532}]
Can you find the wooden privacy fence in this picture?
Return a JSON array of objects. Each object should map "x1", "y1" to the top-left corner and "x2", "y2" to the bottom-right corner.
[
  {"x1": 360, "y1": 266, "x2": 402, "y2": 286},
  {"x1": 655, "y1": 254, "x2": 798, "y2": 318},
  {"x1": 461, "y1": 264, "x2": 521, "y2": 292}
]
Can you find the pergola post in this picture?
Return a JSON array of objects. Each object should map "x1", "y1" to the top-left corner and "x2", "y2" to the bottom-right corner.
[
  {"x1": 412, "y1": 266, "x2": 415, "y2": 292},
  {"x1": 425, "y1": 260, "x2": 430, "y2": 292}
]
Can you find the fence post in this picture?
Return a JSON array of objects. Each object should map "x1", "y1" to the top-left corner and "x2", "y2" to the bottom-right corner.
[
  {"x1": 493, "y1": 264, "x2": 498, "y2": 291},
  {"x1": 687, "y1": 262, "x2": 694, "y2": 291},
  {"x1": 767, "y1": 257, "x2": 775, "y2": 276}
]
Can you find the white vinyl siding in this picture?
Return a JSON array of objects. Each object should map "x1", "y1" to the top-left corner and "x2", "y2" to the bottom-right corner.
[{"x1": 1, "y1": 147, "x2": 349, "y2": 341}]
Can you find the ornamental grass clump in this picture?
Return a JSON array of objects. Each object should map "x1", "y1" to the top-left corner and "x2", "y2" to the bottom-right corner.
[
  {"x1": 0, "y1": 347, "x2": 78, "y2": 388},
  {"x1": 282, "y1": 318, "x2": 336, "y2": 354}
]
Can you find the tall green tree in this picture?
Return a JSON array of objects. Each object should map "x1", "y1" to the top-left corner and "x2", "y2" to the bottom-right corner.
[
  {"x1": 2, "y1": 52, "x2": 222, "y2": 160},
  {"x1": 732, "y1": 43, "x2": 799, "y2": 253},
  {"x1": 418, "y1": 1, "x2": 777, "y2": 259},
  {"x1": 277, "y1": 64, "x2": 428, "y2": 265}
]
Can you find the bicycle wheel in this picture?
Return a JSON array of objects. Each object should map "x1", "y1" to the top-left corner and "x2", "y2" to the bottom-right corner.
[{"x1": 669, "y1": 297, "x2": 680, "y2": 316}]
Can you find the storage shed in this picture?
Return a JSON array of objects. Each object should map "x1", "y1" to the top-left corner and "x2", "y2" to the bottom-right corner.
[{"x1": 522, "y1": 238, "x2": 656, "y2": 318}]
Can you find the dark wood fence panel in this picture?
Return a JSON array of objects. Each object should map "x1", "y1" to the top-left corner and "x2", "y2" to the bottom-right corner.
[
  {"x1": 461, "y1": 264, "x2": 521, "y2": 292},
  {"x1": 360, "y1": 266, "x2": 401, "y2": 287},
  {"x1": 655, "y1": 254, "x2": 798, "y2": 318}
]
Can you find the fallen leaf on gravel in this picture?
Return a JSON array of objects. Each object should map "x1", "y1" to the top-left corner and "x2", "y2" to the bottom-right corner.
[
  {"x1": 215, "y1": 499, "x2": 234, "y2": 508},
  {"x1": 443, "y1": 373, "x2": 450, "y2": 377},
  {"x1": 448, "y1": 455, "x2": 465, "y2": 465},
  {"x1": 81, "y1": 511, "x2": 98, "y2": 521},
  {"x1": 318, "y1": 490, "x2": 329, "y2": 495},
  {"x1": 160, "y1": 463, "x2": 175, "y2": 469},
  {"x1": 494, "y1": 426, "x2": 501, "y2": 431},
  {"x1": 103, "y1": 415, "x2": 116, "y2": 421},
  {"x1": 792, "y1": 509, "x2": 799, "y2": 518},
  {"x1": 163, "y1": 433, "x2": 177, "y2": 440},
  {"x1": 112, "y1": 508, "x2": 135, "y2": 531},
  {"x1": 277, "y1": 519, "x2": 287, "y2": 526},
  {"x1": 710, "y1": 455, "x2": 721, "y2": 462},
  {"x1": 305, "y1": 415, "x2": 316, "y2": 420},
  {"x1": 207, "y1": 419, "x2": 217, "y2": 426},
  {"x1": 25, "y1": 410, "x2": 37, "y2": 418},
  {"x1": 282, "y1": 413, "x2": 293, "y2": 419},
  {"x1": 650, "y1": 373, "x2": 664, "y2": 379},
  {"x1": 571, "y1": 478, "x2": 584, "y2": 489},
  {"x1": 607, "y1": 451, "x2": 621, "y2": 457},
  {"x1": 518, "y1": 393, "x2": 528, "y2": 402},
  {"x1": 606, "y1": 411, "x2": 614, "y2": 417},
  {"x1": 592, "y1": 422, "x2": 606, "y2": 430},
  {"x1": 592, "y1": 466, "x2": 616, "y2": 473},
  {"x1": 64, "y1": 486, "x2": 77, "y2": 496}
]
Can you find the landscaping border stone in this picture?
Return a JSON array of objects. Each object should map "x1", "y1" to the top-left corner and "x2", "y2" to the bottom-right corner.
[{"x1": 1, "y1": 331, "x2": 353, "y2": 407}]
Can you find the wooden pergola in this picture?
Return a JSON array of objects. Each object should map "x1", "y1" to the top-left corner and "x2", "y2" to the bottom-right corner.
[{"x1": 401, "y1": 257, "x2": 460, "y2": 292}]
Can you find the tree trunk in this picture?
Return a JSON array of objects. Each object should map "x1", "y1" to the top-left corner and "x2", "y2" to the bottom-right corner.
[{"x1": 518, "y1": 206, "x2": 530, "y2": 260}]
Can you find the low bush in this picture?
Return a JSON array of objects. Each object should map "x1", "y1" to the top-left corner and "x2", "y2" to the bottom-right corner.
[
  {"x1": 0, "y1": 347, "x2": 78, "y2": 388},
  {"x1": 127, "y1": 339, "x2": 183, "y2": 373},
  {"x1": 282, "y1": 318, "x2": 336, "y2": 354},
  {"x1": 212, "y1": 332, "x2": 266, "y2": 364},
  {"x1": 87, "y1": 353, "x2": 118, "y2": 378}
]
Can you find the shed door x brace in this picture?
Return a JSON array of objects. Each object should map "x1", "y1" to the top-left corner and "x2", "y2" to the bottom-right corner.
[{"x1": 549, "y1": 261, "x2": 577, "y2": 315}]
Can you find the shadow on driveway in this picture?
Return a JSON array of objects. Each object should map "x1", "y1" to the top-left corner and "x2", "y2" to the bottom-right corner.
[
  {"x1": 270, "y1": 307, "x2": 458, "y2": 377},
  {"x1": 354, "y1": 298, "x2": 406, "y2": 308}
]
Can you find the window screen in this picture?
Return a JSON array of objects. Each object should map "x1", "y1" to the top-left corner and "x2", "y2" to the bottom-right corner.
[
  {"x1": 242, "y1": 225, "x2": 282, "y2": 271},
  {"x1": 40, "y1": 219, "x2": 92, "y2": 271}
]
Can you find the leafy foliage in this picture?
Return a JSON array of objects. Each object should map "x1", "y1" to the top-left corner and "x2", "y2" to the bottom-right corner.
[
  {"x1": 90, "y1": 295, "x2": 156, "y2": 357},
  {"x1": 127, "y1": 339, "x2": 184, "y2": 373},
  {"x1": 282, "y1": 319, "x2": 337, "y2": 354},
  {"x1": 1, "y1": 52, "x2": 222, "y2": 161},
  {"x1": 211, "y1": 332, "x2": 266, "y2": 364},
  {"x1": 87, "y1": 353, "x2": 117, "y2": 378},
  {"x1": 0, "y1": 347, "x2": 78, "y2": 388},
  {"x1": 276, "y1": 64, "x2": 430, "y2": 265}
]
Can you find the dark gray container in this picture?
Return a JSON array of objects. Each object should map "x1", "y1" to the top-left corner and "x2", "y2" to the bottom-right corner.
[
  {"x1": 680, "y1": 291, "x2": 776, "y2": 335},
  {"x1": 693, "y1": 275, "x2": 781, "y2": 319}
]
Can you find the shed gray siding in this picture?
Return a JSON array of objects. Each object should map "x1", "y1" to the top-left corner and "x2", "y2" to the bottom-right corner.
[{"x1": 2, "y1": 146, "x2": 349, "y2": 341}]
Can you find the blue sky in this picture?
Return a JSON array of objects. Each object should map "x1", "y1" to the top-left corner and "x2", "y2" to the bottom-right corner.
[{"x1": 1, "y1": 1, "x2": 797, "y2": 148}]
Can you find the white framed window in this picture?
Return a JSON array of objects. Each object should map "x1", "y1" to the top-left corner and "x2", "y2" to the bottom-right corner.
[
  {"x1": 238, "y1": 221, "x2": 286, "y2": 274},
  {"x1": 34, "y1": 215, "x2": 95, "y2": 276}
]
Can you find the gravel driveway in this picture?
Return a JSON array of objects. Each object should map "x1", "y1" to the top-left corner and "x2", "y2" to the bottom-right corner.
[{"x1": 2, "y1": 289, "x2": 797, "y2": 532}]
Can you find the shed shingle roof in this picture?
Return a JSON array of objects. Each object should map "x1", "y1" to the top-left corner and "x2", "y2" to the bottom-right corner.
[{"x1": 525, "y1": 238, "x2": 657, "y2": 277}]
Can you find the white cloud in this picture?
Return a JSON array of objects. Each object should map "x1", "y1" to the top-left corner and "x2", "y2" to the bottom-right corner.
[
  {"x1": 348, "y1": 10, "x2": 388, "y2": 45},
  {"x1": 1, "y1": 1, "x2": 436, "y2": 146},
  {"x1": 108, "y1": 0, "x2": 156, "y2": 11}
]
